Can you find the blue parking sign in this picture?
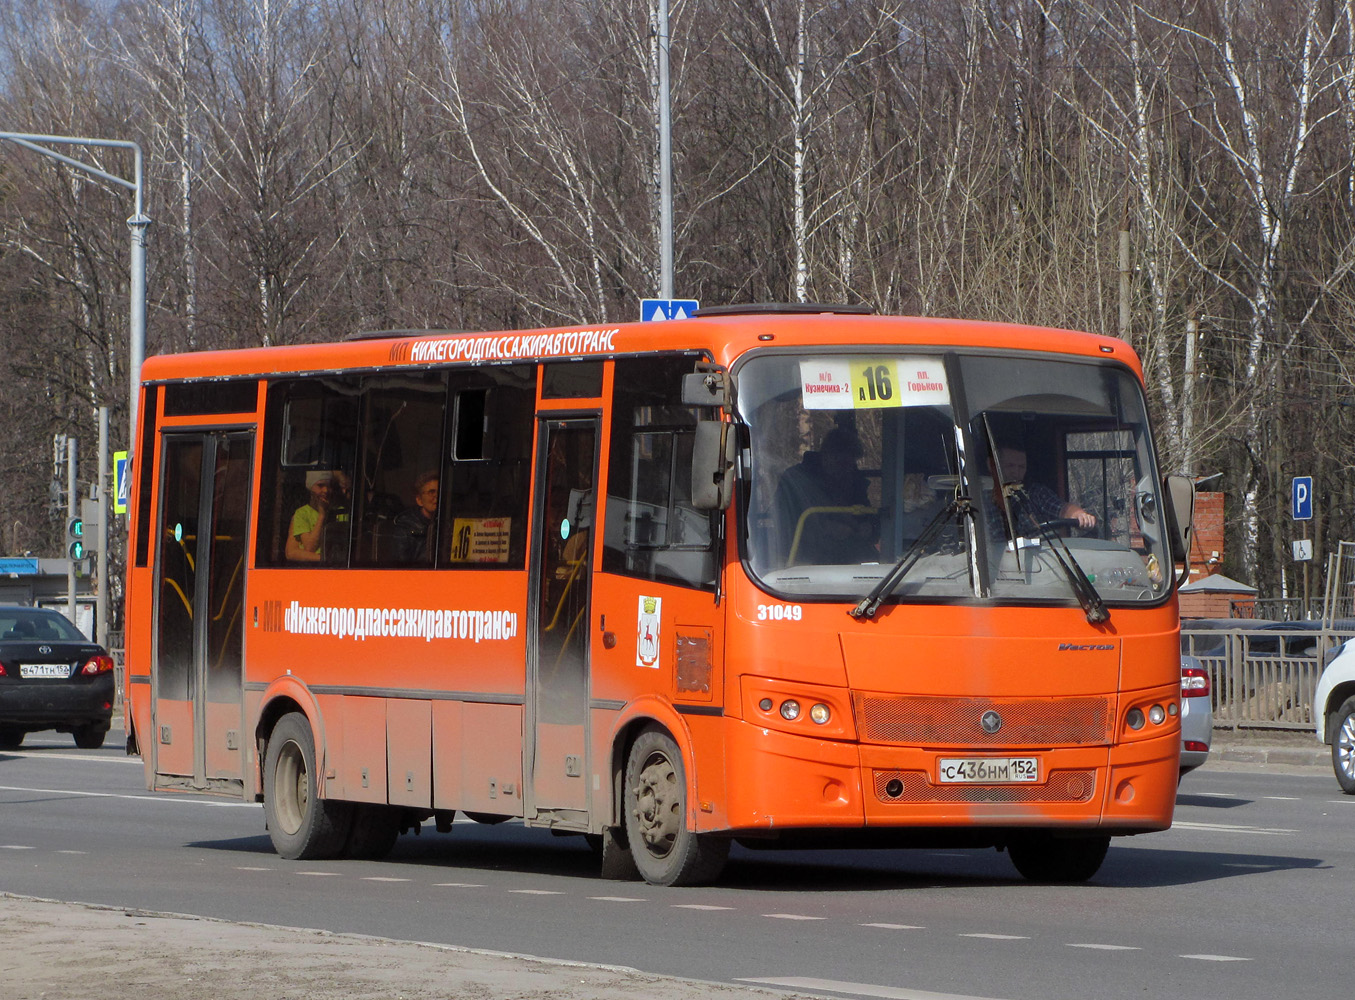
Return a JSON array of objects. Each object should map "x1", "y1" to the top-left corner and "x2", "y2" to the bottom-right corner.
[{"x1": 1292, "y1": 476, "x2": 1313, "y2": 520}]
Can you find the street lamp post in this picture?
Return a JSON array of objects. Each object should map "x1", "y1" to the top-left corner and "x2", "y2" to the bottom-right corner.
[{"x1": 0, "y1": 132, "x2": 148, "y2": 454}]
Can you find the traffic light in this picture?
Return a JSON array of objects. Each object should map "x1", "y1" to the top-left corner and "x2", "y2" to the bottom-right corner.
[{"x1": 67, "y1": 517, "x2": 84, "y2": 560}]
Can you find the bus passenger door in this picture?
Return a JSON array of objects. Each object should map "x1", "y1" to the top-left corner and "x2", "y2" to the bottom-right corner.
[
  {"x1": 527, "y1": 417, "x2": 598, "y2": 825},
  {"x1": 152, "y1": 431, "x2": 253, "y2": 790}
]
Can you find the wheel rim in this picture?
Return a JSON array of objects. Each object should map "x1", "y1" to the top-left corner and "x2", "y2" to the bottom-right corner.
[
  {"x1": 274, "y1": 738, "x2": 307, "y2": 835},
  {"x1": 1337, "y1": 715, "x2": 1355, "y2": 779},
  {"x1": 632, "y1": 749, "x2": 681, "y2": 858}
]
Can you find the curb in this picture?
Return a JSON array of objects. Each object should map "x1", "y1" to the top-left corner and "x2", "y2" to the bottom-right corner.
[{"x1": 1212, "y1": 745, "x2": 1331, "y2": 768}]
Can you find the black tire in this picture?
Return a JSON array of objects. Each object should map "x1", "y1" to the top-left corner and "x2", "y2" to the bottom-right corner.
[
  {"x1": 263, "y1": 712, "x2": 352, "y2": 860},
  {"x1": 623, "y1": 727, "x2": 729, "y2": 886},
  {"x1": 463, "y1": 812, "x2": 510, "y2": 825},
  {"x1": 0, "y1": 727, "x2": 23, "y2": 750},
  {"x1": 343, "y1": 805, "x2": 400, "y2": 860},
  {"x1": 597, "y1": 826, "x2": 640, "y2": 881},
  {"x1": 1007, "y1": 833, "x2": 1110, "y2": 883},
  {"x1": 72, "y1": 724, "x2": 107, "y2": 750},
  {"x1": 1331, "y1": 697, "x2": 1355, "y2": 795}
]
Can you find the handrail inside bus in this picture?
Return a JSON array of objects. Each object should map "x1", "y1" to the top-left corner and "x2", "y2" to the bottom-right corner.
[{"x1": 787, "y1": 505, "x2": 878, "y2": 566}]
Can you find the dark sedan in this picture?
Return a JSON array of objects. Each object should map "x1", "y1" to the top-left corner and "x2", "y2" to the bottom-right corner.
[{"x1": 0, "y1": 606, "x2": 114, "y2": 749}]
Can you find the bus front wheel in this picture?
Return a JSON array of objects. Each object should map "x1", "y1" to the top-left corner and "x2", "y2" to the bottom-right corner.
[
  {"x1": 623, "y1": 727, "x2": 728, "y2": 886},
  {"x1": 1006, "y1": 833, "x2": 1110, "y2": 883},
  {"x1": 263, "y1": 712, "x2": 352, "y2": 860}
]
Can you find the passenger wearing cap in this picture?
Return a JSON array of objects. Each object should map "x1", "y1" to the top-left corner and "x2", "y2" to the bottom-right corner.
[{"x1": 286, "y1": 470, "x2": 337, "y2": 562}]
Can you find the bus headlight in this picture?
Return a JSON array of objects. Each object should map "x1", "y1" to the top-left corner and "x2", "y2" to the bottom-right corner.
[
  {"x1": 780, "y1": 700, "x2": 801, "y2": 721},
  {"x1": 1148, "y1": 704, "x2": 1166, "y2": 725},
  {"x1": 810, "y1": 703, "x2": 831, "y2": 725},
  {"x1": 1126, "y1": 708, "x2": 1145, "y2": 730}
]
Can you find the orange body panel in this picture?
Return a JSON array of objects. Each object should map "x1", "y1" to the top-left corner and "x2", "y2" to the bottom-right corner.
[{"x1": 122, "y1": 312, "x2": 1179, "y2": 845}]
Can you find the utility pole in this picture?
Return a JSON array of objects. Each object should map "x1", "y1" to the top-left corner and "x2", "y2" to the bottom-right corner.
[
  {"x1": 66, "y1": 438, "x2": 77, "y2": 622},
  {"x1": 657, "y1": 0, "x2": 674, "y2": 299}
]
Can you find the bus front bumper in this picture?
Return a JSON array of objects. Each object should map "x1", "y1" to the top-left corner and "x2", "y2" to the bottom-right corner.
[{"x1": 720, "y1": 719, "x2": 1177, "y2": 835}]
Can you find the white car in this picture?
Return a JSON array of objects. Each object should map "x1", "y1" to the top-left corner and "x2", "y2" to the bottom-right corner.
[
  {"x1": 1179, "y1": 654, "x2": 1212, "y2": 779},
  {"x1": 1313, "y1": 641, "x2": 1355, "y2": 793}
]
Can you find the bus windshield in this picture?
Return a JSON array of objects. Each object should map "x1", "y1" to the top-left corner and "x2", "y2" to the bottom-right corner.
[{"x1": 739, "y1": 351, "x2": 1171, "y2": 606}]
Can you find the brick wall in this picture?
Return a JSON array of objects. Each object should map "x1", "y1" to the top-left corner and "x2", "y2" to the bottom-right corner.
[{"x1": 1187, "y1": 491, "x2": 1224, "y2": 581}]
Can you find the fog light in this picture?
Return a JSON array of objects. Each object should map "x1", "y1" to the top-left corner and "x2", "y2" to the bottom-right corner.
[
  {"x1": 1149, "y1": 704, "x2": 1166, "y2": 725},
  {"x1": 810, "y1": 703, "x2": 831, "y2": 725},
  {"x1": 1126, "y1": 708, "x2": 1145, "y2": 730},
  {"x1": 780, "y1": 700, "x2": 801, "y2": 721},
  {"x1": 759, "y1": 698, "x2": 773, "y2": 712},
  {"x1": 1168, "y1": 702, "x2": 1179, "y2": 716}
]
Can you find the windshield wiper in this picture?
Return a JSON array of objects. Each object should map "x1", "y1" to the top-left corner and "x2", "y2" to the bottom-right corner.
[
  {"x1": 1009, "y1": 488, "x2": 1110, "y2": 625},
  {"x1": 850, "y1": 496, "x2": 968, "y2": 620}
]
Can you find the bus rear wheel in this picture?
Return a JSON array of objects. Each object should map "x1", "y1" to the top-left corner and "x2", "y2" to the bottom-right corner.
[
  {"x1": 263, "y1": 712, "x2": 352, "y2": 860},
  {"x1": 1007, "y1": 833, "x2": 1109, "y2": 883},
  {"x1": 623, "y1": 728, "x2": 728, "y2": 886},
  {"x1": 344, "y1": 805, "x2": 400, "y2": 859}
]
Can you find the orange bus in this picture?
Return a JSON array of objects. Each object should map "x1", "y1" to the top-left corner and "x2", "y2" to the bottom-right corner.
[{"x1": 122, "y1": 305, "x2": 1194, "y2": 885}]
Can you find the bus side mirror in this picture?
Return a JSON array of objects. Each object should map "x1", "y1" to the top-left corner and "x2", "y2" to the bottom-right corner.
[
  {"x1": 682, "y1": 370, "x2": 731, "y2": 408},
  {"x1": 1163, "y1": 474, "x2": 1195, "y2": 579},
  {"x1": 692, "y1": 421, "x2": 736, "y2": 511}
]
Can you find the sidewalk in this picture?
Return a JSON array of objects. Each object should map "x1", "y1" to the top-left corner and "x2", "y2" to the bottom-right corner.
[
  {"x1": 1206, "y1": 726, "x2": 1332, "y2": 770},
  {"x1": 1, "y1": 894, "x2": 804, "y2": 1000}
]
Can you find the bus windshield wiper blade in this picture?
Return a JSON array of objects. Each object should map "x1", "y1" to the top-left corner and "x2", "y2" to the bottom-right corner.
[{"x1": 850, "y1": 497, "x2": 966, "y2": 620}]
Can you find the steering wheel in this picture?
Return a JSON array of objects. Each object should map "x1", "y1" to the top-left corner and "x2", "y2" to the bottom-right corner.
[{"x1": 1037, "y1": 517, "x2": 1082, "y2": 532}]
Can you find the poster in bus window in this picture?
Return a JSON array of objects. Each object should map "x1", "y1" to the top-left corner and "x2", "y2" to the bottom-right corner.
[
  {"x1": 637, "y1": 595, "x2": 662, "y2": 669},
  {"x1": 449, "y1": 517, "x2": 512, "y2": 563}
]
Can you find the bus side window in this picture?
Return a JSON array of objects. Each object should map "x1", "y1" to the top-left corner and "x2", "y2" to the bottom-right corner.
[
  {"x1": 439, "y1": 365, "x2": 535, "y2": 569},
  {"x1": 255, "y1": 376, "x2": 359, "y2": 568},
  {"x1": 602, "y1": 356, "x2": 716, "y2": 591},
  {"x1": 352, "y1": 372, "x2": 447, "y2": 568}
]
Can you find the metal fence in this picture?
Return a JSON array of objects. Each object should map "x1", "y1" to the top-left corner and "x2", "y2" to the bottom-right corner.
[{"x1": 1181, "y1": 626, "x2": 1351, "y2": 730}]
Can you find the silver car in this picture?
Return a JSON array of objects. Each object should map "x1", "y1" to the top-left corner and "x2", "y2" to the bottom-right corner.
[{"x1": 1179, "y1": 653, "x2": 1212, "y2": 778}]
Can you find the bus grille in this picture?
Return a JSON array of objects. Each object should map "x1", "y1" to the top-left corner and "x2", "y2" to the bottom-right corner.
[
  {"x1": 873, "y1": 769, "x2": 1097, "y2": 804},
  {"x1": 854, "y1": 694, "x2": 1112, "y2": 746}
]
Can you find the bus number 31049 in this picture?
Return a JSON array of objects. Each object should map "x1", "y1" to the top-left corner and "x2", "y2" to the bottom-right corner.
[{"x1": 756, "y1": 603, "x2": 803, "y2": 621}]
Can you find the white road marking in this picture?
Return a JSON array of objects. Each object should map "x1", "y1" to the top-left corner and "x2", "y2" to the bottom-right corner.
[
  {"x1": 0, "y1": 784, "x2": 256, "y2": 807},
  {"x1": 509, "y1": 889, "x2": 563, "y2": 895},
  {"x1": 960, "y1": 933, "x2": 1028, "y2": 941},
  {"x1": 764, "y1": 913, "x2": 826, "y2": 921},
  {"x1": 589, "y1": 896, "x2": 645, "y2": 902},
  {"x1": 234, "y1": 866, "x2": 273, "y2": 871},
  {"x1": 861, "y1": 923, "x2": 925, "y2": 930},
  {"x1": 1067, "y1": 943, "x2": 1140, "y2": 951},
  {"x1": 434, "y1": 882, "x2": 485, "y2": 888},
  {"x1": 1181, "y1": 954, "x2": 1251, "y2": 962},
  {"x1": 0, "y1": 844, "x2": 35, "y2": 850},
  {"x1": 1263, "y1": 796, "x2": 1301, "y2": 801},
  {"x1": 54, "y1": 850, "x2": 87, "y2": 855},
  {"x1": 295, "y1": 871, "x2": 340, "y2": 877},
  {"x1": 361, "y1": 877, "x2": 410, "y2": 882},
  {"x1": 1171, "y1": 820, "x2": 1295, "y2": 835},
  {"x1": 738, "y1": 977, "x2": 1010, "y2": 1000},
  {"x1": 673, "y1": 904, "x2": 734, "y2": 910},
  {"x1": 6, "y1": 751, "x2": 139, "y2": 765}
]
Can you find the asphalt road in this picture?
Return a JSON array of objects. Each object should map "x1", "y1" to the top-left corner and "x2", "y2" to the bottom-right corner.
[{"x1": 2, "y1": 729, "x2": 1350, "y2": 1000}]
